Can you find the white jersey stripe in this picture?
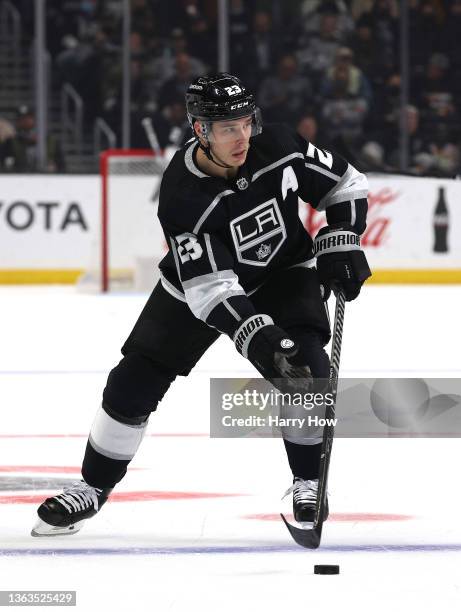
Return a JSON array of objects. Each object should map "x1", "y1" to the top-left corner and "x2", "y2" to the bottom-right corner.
[
  {"x1": 160, "y1": 274, "x2": 186, "y2": 302},
  {"x1": 169, "y1": 237, "x2": 182, "y2": 281},
  {"x1": 204, "y1": 233, "x2": 217, "y2": 272},
  {"x1": 182, "y1": 270, "x2": 246, "y2": 321},
  {"x1": 304, "y1": 163, "x2": 342, "y2": 184},
  {"x1": 184, "y1": 141, "x2": 208, "y2": 178},
  {"x1": 193, "y1": 189, "x2": 235, "y2": 234},
  {"x1": 252, "y1": 152, "x2": 304, "y2": 182},
  {"x1": 223, "y1": 299, "x2": 242, "y2": 321},
  {"x1": 350, "y1": 199, "x2": 356, "y2": 226},
  {"x1": 317, "y1": 163, "x2": 368, "y2": 210}
]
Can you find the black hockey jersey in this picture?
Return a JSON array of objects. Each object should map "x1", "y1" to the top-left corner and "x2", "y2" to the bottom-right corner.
[{"x1": 158, "y1": 124, "x2": 368, "y2": 337}]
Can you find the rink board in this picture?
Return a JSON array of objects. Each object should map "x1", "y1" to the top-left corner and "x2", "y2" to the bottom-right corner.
[{"x1": 0, "y1": 173, "x2": 459, "y2": 284}]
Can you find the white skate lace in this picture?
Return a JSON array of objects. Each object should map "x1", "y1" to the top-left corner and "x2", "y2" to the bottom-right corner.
[
  {"x1": 55, "y1": 481, "x2": 103, "y2": 514},
  {"x1": 283, "y1": 478, "x2": 318, "y2": 504}
]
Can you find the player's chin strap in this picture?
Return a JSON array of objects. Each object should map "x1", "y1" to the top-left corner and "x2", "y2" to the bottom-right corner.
[{"x1": 197, "y1": 139, "x2": 234, "y2": 169}]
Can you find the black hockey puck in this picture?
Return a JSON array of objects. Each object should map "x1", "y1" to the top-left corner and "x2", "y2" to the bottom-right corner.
[{"x1": 314, "y1": 565, "x2": 340, "y2": 575}]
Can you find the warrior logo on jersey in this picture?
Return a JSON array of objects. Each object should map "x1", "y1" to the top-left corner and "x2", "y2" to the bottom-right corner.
[{"x1": 230, "y1": 199, "x2": 286, "y2": 266}]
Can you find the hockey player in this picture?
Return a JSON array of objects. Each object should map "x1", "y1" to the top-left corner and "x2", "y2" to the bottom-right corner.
[{"x1": 32, "y1": 73, "x2": 371, "y2": 537}]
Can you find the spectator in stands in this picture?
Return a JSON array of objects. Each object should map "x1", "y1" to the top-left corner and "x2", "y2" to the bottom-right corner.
[
  {"x1": 234, "y1": 11, "x2": 282, "y2": 87},
  {"x1": 416, "y1": 53, "x2": 460, "y2": 145},
  {"x1": 0, "y1": 118, "x2": 16, "y2": 145},
  {"x1": 296, "y1": 113, "x2": 319, "y2": 144},
  {"x1": 0, "y1": 105, "x2": 65, "y2": 173},
  {"x1": 358, "y1": 140, "x2": 391, "y2": 172},
  {"x1": 367, "y1": 0, "x2": 399, "y2": 79},
  {"x1": 320, "y1": 46, "x2": 372, "y2": 108},
  {"x1": 320, "y1": 62, "x2": 369, "y2": 153},
  {"x1": 296, "y1": 6, "x2": 344, "y2": 82},
  {"x1": 413, "y1": 52, "x2": 451, "y2": 105},
  {"x1": 187, "y1": 15, "x2": 216, "y2": 67},
  {"x1": 424, "y1": 124, "x2": 460, "y2": 177},
  {"x1": 229, "y1": 0, "x2": 252, "y2": 44},
  {"x1": 384, "y1": 105, "x2": 428, "y2": 171},
  {"x1": 365, "y1": 71, "x2": 401, "y2": 149},
  {"x1": 410, "y1": 0, "x2": 446, "y2": 71},
  {"x1": 157, "y1": 52, "x2": 201, "y2": 111},
  {"x1": 298, "y1": 0, "x2": 354, "y2": 39},
  {"x1": 147, "y1": 28, "x2": 206, "y2": 95},
  {"x1": 258, "y1": 54, "x2": 313, "y2": 123},
  {"x1": 347, "y1": 13, "x2": 379, "y2": 79},
  {"x1": 132, "y1": 95, "x2": 190, "y2": 150},
  {"x1": 446, "y1": 0, "x2": 461, "y2": 65},
  {"x1": 131, "y1": 0, "x2": 158, "y2": 39},
  {"x1": 350, "y1": 0, "x2": 374, "y2": 21}
]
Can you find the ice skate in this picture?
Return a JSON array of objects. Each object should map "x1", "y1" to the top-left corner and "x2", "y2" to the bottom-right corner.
[
  {"x1": 31, "y1": 480, "x2": 112, "y2": 537},
  {"x1": 285, "y1": 477, "x2": 329, "y2": 525}
]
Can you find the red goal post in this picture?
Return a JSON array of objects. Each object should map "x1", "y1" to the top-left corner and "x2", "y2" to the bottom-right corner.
[{"x1": 97, "y1": 148, "x2": 168, "y2": 292}]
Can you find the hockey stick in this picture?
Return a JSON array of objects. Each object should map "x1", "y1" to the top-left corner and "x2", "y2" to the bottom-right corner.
[
  {"x1": 141, "y1": 117, "x2": 166, "y2": 201},
  {"x1": 141, "y1": 116, "x2": 161, "y2": 156},
  {"x1": 281, "y1": 290, "x2": 346, "y2": 549}
]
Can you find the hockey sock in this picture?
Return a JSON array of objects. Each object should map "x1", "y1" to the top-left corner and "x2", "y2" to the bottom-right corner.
[
  {"x1": 82, "y1": 404, "x2": 149, "y2": 489},
  {"x1": 283, "y1": 439, "x2": 322, "y2": 480}
]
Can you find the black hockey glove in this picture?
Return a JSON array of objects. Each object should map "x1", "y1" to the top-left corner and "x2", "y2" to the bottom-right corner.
[
  {"x1": 314, "y1": 224, "x2": 371, "y2": 301},
  {"x1": 233, "y1": 314, "x2": 311, "y2": 391}
]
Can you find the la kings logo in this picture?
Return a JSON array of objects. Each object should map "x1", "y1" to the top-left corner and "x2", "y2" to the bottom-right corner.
[{"x1": 230, "y1": 199, "x2": 286, "y2": 266}]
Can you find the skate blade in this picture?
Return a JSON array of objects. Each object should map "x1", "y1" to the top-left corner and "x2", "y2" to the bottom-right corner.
[
  {"x1": 296, "y1": 520, "x2": 315, "y2": 529},
  {"x1": 31, "y1": 518, "x2": 86, "y2": 537}
]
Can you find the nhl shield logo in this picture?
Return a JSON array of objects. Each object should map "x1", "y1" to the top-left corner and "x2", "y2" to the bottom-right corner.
[{"x1": 236, "y1": 177, "x2": 248, "y2": 190}]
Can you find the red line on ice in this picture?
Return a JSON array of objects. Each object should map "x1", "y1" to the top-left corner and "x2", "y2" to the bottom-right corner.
[
  {"x1": 244, "y1": 512, "x2": 414, "y2": 522},
  {"x1": 0, "y1": 491, "x2": 243, "y2": 504},
  {"x1": 0, "y1": 433, "x2": 207, "y2": 438}
]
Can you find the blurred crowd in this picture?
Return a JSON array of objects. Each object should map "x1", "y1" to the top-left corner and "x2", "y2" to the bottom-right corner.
[{"x1": 2, "y1": 0, "x2": 461, "y2": 176}]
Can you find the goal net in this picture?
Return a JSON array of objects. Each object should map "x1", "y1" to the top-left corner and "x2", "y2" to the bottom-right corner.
[{"x1": 79, "y1": 149, "x2": 171, "y2": 292}]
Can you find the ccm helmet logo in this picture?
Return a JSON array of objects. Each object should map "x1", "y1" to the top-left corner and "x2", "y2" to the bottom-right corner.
[
  {"x1": 230, "y1": 101, "x2": 249, "y2": 110},
  {"x1": 280, "y1": 339, "x2": 294, "y2": 349}
]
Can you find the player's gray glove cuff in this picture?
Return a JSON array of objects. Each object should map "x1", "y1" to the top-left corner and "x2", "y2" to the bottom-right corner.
[
  {"x1": 233, "y1": 314, "x2": 275, "y2": 358},
  {"x1": 233, "y1": 315, "x2": 310, "y2": 389},
  {"x1": 314, "y1": 224, "x2": 371, "y2": 301}
]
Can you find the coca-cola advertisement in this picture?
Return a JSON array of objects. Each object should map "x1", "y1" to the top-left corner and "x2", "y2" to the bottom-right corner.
[{"x1": 300, "y1": 176, "x2": 460, "y2": 281}]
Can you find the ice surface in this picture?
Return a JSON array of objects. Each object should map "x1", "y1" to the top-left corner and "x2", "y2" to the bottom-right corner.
[{"x1": 1, "y1": 285, "x2": 460, "y2": 611}]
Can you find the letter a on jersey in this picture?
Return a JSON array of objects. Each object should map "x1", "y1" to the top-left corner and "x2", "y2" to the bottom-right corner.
[{"x1": 281, "y1": 166, "x2": 298, "y2": 200}]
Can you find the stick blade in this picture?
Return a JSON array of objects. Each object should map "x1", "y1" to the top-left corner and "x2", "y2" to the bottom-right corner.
[{"x1": 280, "y1": 513, "x2": 323, "y2": 549}]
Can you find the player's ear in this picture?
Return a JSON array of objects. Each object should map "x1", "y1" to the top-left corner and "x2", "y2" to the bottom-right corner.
[
  {"x1": 194, "y1": 120, "x2": 207, "y2": 145},
  {"x1": 193, "y1": 120, "x2": 202, "y2": 138}
]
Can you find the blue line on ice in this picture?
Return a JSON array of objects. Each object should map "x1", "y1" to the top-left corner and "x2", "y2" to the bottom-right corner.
[{"x1": 2, "y1": 544, "x2": 461, "y2": 556}]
